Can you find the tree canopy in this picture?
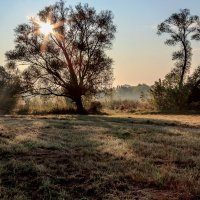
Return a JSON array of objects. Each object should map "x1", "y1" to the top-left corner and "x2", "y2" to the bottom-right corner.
[{"x1": 6, "y1": 0, "x2": 116, "y2": 113}]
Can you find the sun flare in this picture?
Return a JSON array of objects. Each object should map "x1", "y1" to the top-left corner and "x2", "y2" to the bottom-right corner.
[
  {"x1": 29, "y1": 14, "x2": 65, "y2": 52},
  {"x1": 39, "y1": 22, "x2": 53, "y2": 35}
]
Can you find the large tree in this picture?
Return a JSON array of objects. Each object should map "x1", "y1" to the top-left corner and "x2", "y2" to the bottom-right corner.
[
  {"x1": 157, "y1": 9, "x2": 199, "y2": 88},
  {"x1": 6, "y1": 1, "x2": 116, "y2": 113}
]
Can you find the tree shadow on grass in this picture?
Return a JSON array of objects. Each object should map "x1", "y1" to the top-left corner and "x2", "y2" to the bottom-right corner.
[{"x1": 0, "y1": 116, "x2": 199, "y2": 200}]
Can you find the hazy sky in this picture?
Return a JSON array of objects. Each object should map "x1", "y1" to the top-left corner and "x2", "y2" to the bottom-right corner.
[{"x1": 1, "y1": 0, "x2": 200, "y2": 86}]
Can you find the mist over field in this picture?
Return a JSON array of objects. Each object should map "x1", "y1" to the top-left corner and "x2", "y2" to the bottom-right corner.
[{"x1": 111, "y1": 84, "x2": 150, "y2": 101}]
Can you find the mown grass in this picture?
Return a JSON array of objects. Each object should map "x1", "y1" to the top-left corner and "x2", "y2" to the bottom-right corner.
[{"x1": 0, "y1": 114, "x2": 200, "y2": 200}]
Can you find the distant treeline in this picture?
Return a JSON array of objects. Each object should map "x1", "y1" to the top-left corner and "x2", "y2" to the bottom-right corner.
[{"x1": 110, "y1": 84, "x2": 150, "y2": 101}]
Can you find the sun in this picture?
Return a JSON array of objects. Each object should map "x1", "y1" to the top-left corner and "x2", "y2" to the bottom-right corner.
[
  {"x1": 39, "y1": 22, "x2": 53, "y2": 35},
  {"x1": 29, "y1": 14, "x2": 65, "y2": 52}
]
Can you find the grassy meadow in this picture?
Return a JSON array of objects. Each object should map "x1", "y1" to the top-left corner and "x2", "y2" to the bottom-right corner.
[{"x1": 0, "y1": 114, "x2": 200, "y2": 200}]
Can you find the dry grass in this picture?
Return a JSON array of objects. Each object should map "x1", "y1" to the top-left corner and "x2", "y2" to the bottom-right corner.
[
  {"x1": 0, "y1": 114, "x2": 200, "y2": 200},
  {"x1": 110, "y1": 113, "x2": 200, "y2": 128}
]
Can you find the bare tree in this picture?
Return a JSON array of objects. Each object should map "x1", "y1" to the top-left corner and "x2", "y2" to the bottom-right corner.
[{"x1": 6, "y1": 1, "x2": 116, "y2": 113}]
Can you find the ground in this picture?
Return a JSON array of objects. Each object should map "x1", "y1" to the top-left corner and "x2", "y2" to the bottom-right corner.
[{"x1": 0, "y1": 114, "x2": 200, "y2": 200}]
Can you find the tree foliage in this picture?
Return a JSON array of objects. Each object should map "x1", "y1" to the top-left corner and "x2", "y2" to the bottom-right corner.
[
  {"x1": 6, "y1": 0, "x2": 116, "y2": 113},
  {"x1": 152, "y1": 9, "x2": 200, "y2": 111},
  {"x1": 157, "y1": 9, "x2": 199, "y2": 87},
  {"x1": 187, "y1": 66, "x2": 200, "y2": 108}
]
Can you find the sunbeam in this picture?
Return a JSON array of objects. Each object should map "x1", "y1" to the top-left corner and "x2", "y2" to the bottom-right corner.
[{"x1": 29, "y1": 14, "x2": 64, "y2": 52}]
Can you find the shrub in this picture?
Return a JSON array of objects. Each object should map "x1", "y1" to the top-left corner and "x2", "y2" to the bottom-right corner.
[
  {"x1": 151, "y1": 77, "x2": 189, "y2": 112},
  {"x1": 88, "y1": 101, "x2": 103, "y2": 113},
  {"x1": 0, "y1": 66, "x2": 21, "y2": 114}
]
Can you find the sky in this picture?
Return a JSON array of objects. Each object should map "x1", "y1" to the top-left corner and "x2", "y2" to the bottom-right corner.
[{"x1": 1, "y1": 0, "x2": 200, "y2": 86}]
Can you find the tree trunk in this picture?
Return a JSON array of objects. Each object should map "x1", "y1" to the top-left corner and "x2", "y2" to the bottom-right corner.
[
  {"x1": 180, "y1": 41, "x2": 188, "y2": 88},
  {"x1": 74, "y1": 96, "x2": 86, "y2": 114}
]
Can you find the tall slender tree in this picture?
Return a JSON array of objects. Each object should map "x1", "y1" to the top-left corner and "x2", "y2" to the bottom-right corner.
[
  {"x1": 157, "y1": 9, "x2": 199, "y2": 87},
  {"x1": 151, "y1": 9, "x2": 200, "y2": 111}
]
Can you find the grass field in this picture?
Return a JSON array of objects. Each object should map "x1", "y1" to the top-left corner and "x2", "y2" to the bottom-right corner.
[{"x1": 0, "y1": 114, "x2": 200, "y2": 200}]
